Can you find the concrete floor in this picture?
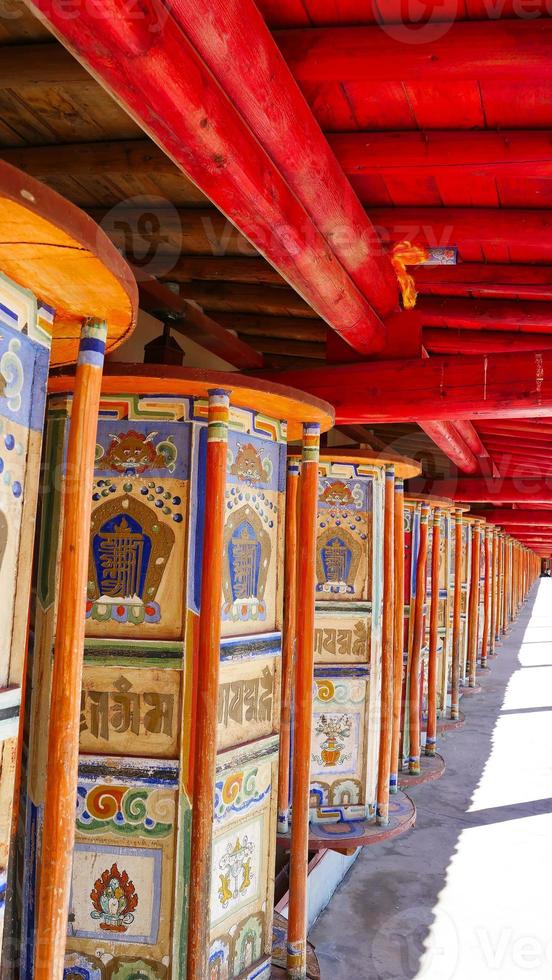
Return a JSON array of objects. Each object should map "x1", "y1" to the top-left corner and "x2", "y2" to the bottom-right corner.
[{"x1": 309, "y1": 579, "x2": 552, "y2": 980}]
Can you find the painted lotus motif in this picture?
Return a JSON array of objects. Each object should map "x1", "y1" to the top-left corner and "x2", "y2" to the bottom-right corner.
[{"x1": 90, "y1": 863, "x2": 138, "y2": 932}]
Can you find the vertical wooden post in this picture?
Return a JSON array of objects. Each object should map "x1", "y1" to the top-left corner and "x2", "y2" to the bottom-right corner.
[
  {"x1": 408, "y1": 503, "x2": 429, "y2": 776},
  {"x1": 467, "y1": 522, "x2": 481, "y2": 688},
  {"x1": 390, "y1": 478, "x2": 405, "y2": 794},
  {"x1": 501, "y1": 536, "x2": 507, "y2": 635},
  {"x1": 287, "y1": 423, "x2": 320, "y2": 980},
  {"x1": 377, "y1": 465, "x2": 395, "y2": 825},
  {"x1": 490, "y1": 530, "x2": 498, "y2": 654},
  {"x1": 450, "y1": 509, "x2": 463, "y2": 721},
  {"x1": 425, "y1": 508, "x2": 441, "y2": 756},
  {"x1": 480, "y1": 528, "x2": 491, "y2": 669},
  {"x1": 187, "y1": 388, "x2": 230, "y2": 980},
  {"x1": 278, "y1": 459, "x2": 300, "y2": 833},
  {"x1": 35, "y1": 320, "x2": 107, "y2": 980}
]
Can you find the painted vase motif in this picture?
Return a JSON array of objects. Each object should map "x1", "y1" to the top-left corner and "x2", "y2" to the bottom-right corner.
[
  {"x1": 315, "y1": 713, "x2": 352, "y2": 768},
  {"x1": 320, "y1": 736, "x2": 342, "y2": 767}
]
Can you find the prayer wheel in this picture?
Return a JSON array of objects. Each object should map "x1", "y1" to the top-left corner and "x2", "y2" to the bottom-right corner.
[
  {"x1": 21, "y1": 367, "x2": 332, "y2": 980},
  {"x1": 398, "y1": 497, "x2": 426, "y2": 774},
  {"x1": 448, "y1": 507, "x2": 471, "y2": 723},
  {"x1": 0, "y1": 162, "x2": 136, "y2": 974},
  {"x1": 279, "y1": 449, "x2": 419, "y2": 847},
  {"x1": 416, "y1": 496, "x2": 458, "y2": 756},
  {"x1": 279, "y1": 450, "x2": 419, "y2": 842}
]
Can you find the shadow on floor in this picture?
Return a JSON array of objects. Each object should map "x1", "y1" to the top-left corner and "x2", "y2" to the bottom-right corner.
[{"x1": 309, "y1": 581, "x2": 552, "y2": 980}]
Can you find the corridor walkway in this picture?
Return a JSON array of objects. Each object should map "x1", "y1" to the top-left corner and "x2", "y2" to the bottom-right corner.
[{"x1": 309, "y1": 580, "x2": 552, "y2": 980}]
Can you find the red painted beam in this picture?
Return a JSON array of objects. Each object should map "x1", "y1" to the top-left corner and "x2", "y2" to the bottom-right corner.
[
  {"x1": 276, "y1": 21, "x2": 552, "y2": 83},
  {"x1": 264, "y1": 350, "x2": 552, "y2": 423},
  {"x1": 479, "y1": 418, "x2": 552, "y2": 430},
  {"x1": 423, "y1": 329, "x2": 552, "y2": 355},
  {"x1": 453, "y1": 420, "x2": 489, "y2": 459},
  {"x1": 370, "y1": 208, "x2": 552, "y2": 263},
  {"x1": 27, "y1": 1, "x2": 387, "y2": 355},
  {"x1": 330, "y1": 130, "x2": 552, "y2": 181},
  {"x1": 418, "y1": 298, "x2": 552, "y2": 334},
  {"x1": 419, "y1": 421, "x2": 479, "y2": 474},
  {"x1": 482, "y1": 441, "x2": 552, "y2": 458},
  {"x1": 260, "y1": 0, "x2": 552, "y2": 25},
  {"x1": 167, "y1": 0, "x2": 398, "y2": 323},
  {"x1": 415, "y1": 264, "x2": 552, "y2": 302},
  {"x1": 478, "y1": 510, "x2": 552, "y2": 526},
  {"x1": 408, "y1": 478, "x2": 552, "y2": 503}
]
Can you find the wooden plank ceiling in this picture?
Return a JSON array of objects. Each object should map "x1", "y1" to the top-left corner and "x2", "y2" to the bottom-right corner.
[{"x1": 3, "y1": 1, "x2": 552, "y2": 551}]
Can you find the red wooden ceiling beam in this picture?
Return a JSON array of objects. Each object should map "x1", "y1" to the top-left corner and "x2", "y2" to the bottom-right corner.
[
  {"x1": 418, "y1": 421, "x2": 479, "y2": 474},
  {"x1": 276, "y1": 21, "x2": 552, "y2": 83},
  {"x1": 27, "y1": 1, "x2": 387, "y2": 355},
  {"x1": 408, "y1": 478, "x2": 552, "y2": 504},
  {"x1": 370, "y1": 208, "x2": 552, "y2": 262},
  {"x1": 481, "y1": 438, "x2": 552, "y2": 455},
  {"x1": 423, "y1": 329, "x2": 552, "y2": 355},
  {"x1": 264, "y1": 350, "x2": 552, "y2": 424},
  {"x1": 415, "y1": 264, "x2": 552, "y2": 302},
  {"x1": 453, "y1": 420, "x2": 489, "y2": 459},
  {"x1": 167, "y1": 0, "x2": 398, "y2": 323},
  {"x1": 330, "y1": 130, "x2": 552, "y2": 181},
  {"x1": 486, "y1": 456, "x2": 552, "y2": 473},
  {"x1": 418, "y1": 298, "x2": 552, "y2": 334},
  {"x1": 478, "y1": 510, "x2": 552, "y2": 526},
  {"x1": 478, "y1": 421, "x2": 552, "y2": 437}
]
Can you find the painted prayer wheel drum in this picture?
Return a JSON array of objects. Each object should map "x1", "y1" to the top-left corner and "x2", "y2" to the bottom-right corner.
[
  {"x1": 463, "y1": 516, "x2": 485, "y2": 687},
  {"x1": 399, "y1": 497, "x2": 422, "y2": 767},
  {"x1": 290, "y1": 450, "x2": 418, "y2": 826},
  {"x1": 409, "y1": 495, "x2": 456, "y2": 725},
  {"x1": 458, "y1": 515, "x2": 474, "y2": 687},
  {"x1": 22, "y1": 367, "x2": 332, "y2": 980},
  {"x1": 0, "y1": 161, "x2": 136, "y2": 966},
  {"x1": 477, "y1": 521, "x2": 488, "y2": 661}
]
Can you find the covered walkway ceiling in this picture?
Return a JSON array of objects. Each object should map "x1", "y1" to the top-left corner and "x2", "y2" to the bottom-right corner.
[{"x1": 8, "y1": 0, "x2": 552, "y2": 553}]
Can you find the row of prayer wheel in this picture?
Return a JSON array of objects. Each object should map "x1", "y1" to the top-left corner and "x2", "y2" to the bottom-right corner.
[
  {"x1": 0, "y1": 163, "x2": 540, "y2": 980},
  {"x1": 277, "y1": 456, "x2": 538, "y2": 866}
]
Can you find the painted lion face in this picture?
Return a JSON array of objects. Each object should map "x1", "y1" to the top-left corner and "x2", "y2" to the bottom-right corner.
[{"x1": 105, "y1": 430, "x2": 161, "y2": 473}]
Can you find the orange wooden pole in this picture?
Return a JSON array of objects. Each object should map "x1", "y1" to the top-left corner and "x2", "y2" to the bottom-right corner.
[
  {"x1": 450, "y1": 509, "x2": 463, "y2": 721},
  {"x1": 490, "y1": 529, "x2": 499, "y2": 653},
  {"x1": 390, "y1": 478, "x2": 405, "y2": 794},
  {"x1": 500, "y1": 535, "x2": 507, "y2": 634},
  {"x1": 481, "y1": 528, "x2": 491, "y2": 668},
  {"x1": 376, "y1": 465, "x2": 395, "y2": 825},
  {"x1": 467, "y1": 522, "x2": 482, "y2": 688},
  {"x1": 408, "y1": 503, "x2": 429, "y2": 776},
  {"x1": 35, "y1": 320, "x2": 107, "y2": 980},
  {"x1": 277, "y1": 459, "x2": 300, "y2": 834},
  {"x1": 425, "y1": 507, "x2": 441, "y2": 757},
  {"x1": 187, "y1": 388, "x2": 230, "y2": 980},
  {"x1": 287, "y1": 422, "x2": 320, "y2": 980}
]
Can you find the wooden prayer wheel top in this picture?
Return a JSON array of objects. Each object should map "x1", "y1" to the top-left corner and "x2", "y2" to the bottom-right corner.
[
  {"x1": 407, "y1": 493, "x2": 469, "y2": 513},
  {"x1": 49, "y1": 362, "x2": 334, "y2": 440},
  {"x1": 288, "y1": 446, "x2": 421, "y2": 479},
  {"x1": 0, "y1": 159, "x2": 137, "y2": 366}
]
